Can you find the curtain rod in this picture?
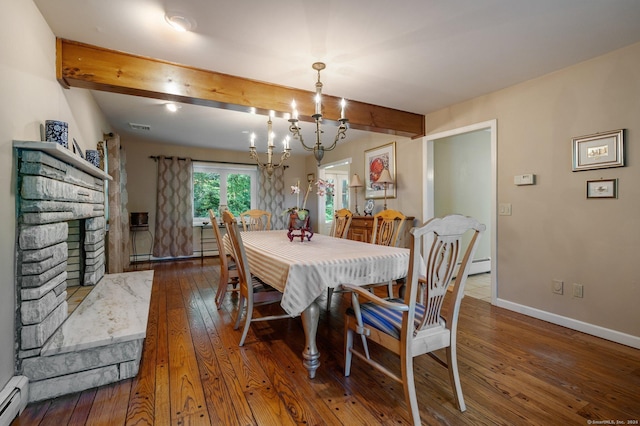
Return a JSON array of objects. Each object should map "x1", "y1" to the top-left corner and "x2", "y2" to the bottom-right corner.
[
  {"x1": 148, "y1": 155, "x2": 289, "y2": 169},
  {"x1": 148, "y1": 155, "x2": 256, "y2": 166}
]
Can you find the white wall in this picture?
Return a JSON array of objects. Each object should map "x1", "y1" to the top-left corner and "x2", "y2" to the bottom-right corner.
[
  {"x1": 426, "y1": 42, "x2": 640, "y2": 344},
  {"x1": 0, "y1": 0, "x2": 111, "y2": 390}
]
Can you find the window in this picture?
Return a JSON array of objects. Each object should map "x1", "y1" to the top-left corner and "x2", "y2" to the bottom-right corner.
[{"x1": 192, "y1": 162, "x2": 258, "y2": 225}]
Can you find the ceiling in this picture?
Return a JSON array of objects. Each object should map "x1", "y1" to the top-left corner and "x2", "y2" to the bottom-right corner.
[{"x1": 34, "y1": 0, "x2": 640, "y2": 154}]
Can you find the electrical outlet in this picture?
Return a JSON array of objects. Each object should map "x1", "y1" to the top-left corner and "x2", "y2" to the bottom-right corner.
[
  {"x1": 552, "y1": 279, "x2": 563, "y2": 295},
  {"x1": 573, "y1": 283, "x2": 583, "y2": 298}
]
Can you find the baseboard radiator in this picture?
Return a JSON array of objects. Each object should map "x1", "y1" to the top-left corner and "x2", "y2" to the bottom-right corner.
[
  {"x1": 469, "y1": 259, "x2": 490, "y2": 275},
  {"x1": 0, "y1": 376, "x2": 28, "y2": 426},
  {"x1": 453, "y1": 257, "x2": 491, "y2": 277}
]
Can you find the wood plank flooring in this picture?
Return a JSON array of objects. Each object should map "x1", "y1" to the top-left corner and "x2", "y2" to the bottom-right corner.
[{"x1": 14, "y1": 258, "x2": 640, "y2": 425}]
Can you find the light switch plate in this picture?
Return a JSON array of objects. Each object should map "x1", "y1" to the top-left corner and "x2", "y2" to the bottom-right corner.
[
  {"x1": 514, "y1": 174, "x2": 535, "y2": 185},
  {"x1": 499, "y1": 203, "x2": 512, "y2": 216}
]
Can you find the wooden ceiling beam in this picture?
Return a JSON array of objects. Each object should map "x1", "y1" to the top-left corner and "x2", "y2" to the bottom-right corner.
[{"x1": 56, "y1": 39, "x2": 425, "y2": 138}]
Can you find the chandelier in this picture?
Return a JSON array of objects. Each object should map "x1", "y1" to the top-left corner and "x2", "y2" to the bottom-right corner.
[
  {"x1": 249, "y1": 112, "x2": 291, "y2": 176},
  {"x1": 288, "y1": 62, "x2": 348, "y2": 165}
]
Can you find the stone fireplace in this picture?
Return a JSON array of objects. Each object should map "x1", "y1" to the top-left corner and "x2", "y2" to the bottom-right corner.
[
  {"x1": 13, "y1": 141, "x2": 152, "y2": 402},
  {"x1": 14, "y1": 142, "x2": 109, "y2": 359}
]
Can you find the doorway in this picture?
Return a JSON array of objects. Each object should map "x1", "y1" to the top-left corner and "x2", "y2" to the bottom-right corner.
[
  {"x1": 423, "y1": 120, "x2": 497, "y2": 303},
  {"x1": 317, "y1": 158, "x2": 352, "y2": 235}
]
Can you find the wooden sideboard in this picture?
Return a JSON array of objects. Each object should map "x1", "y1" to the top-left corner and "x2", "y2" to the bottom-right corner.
[{"x1": 347, "y1": 215, "x2": 415, "y2": 248}]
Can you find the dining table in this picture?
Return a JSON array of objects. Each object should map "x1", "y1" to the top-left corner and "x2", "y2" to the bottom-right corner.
[{"x1": 225, "y1": 229, "x2": 410, "y2": 379}]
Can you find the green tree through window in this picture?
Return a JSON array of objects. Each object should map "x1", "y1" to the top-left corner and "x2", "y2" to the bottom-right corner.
[
  {"x1": 193, "y1": 171, "x2": 220, "y2": 217},
  {"x1": 324, "y1": 178, "x2": 335, "y2": 222},
  {"x1": 227, "y1": 173, "x2": 251, "y2": 214},
  {"x1": 192, "y1": 163, "x2": 257, "y2": 224}
]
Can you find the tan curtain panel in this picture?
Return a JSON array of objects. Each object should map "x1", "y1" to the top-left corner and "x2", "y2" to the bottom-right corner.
[
  {"x1": 258, "y1": 167, "x2": 286, "y2": 229},
  {"x1": 153, "y1": 156, "x2": 194, "y2": 257},
  {"x1": 106, "y1": 133, "x2": 130, "y2": 273}
]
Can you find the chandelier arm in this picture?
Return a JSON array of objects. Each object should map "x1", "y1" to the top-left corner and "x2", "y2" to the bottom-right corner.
[
  {"x1": 271, "y1": 150, "x2": 291, "y2": 168},
  {"x1": 328, "y1": 121, "x2": 349, "y2": 150},
  {"x1": 250, "y1": 146, "x2": 290, "y2": 175},
  {"x1": 249, "y1": 148, "x2": 268, "y2": 168},
  {"x1": 288, "y1": 121, "x2": 315, "y2": 151}
]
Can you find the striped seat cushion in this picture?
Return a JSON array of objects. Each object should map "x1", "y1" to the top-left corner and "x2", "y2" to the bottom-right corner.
[
  {"x1": 347, "y1": 298, "x2": 426, "y2": 339},
  {"x1": 251, "y1": 276, "x2": 278, "y2": 293}
]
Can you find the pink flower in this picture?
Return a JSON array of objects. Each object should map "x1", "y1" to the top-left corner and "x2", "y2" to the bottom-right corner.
[{"x1": 315, "y1": 178, "x2": 334, "y2": 196}]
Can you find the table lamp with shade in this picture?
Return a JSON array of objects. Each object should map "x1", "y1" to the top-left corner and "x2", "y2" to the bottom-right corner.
[
  {"x1": 376, "y1": 168, "x2": 394, "y2": 210},
  {"x1": 350, "y1": 174, "x2": 363, "y2": 215}
]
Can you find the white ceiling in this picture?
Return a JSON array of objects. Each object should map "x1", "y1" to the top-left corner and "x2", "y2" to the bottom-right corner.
[{"x1": 34, "y1": 0, "x2": 640, "y2": 153}]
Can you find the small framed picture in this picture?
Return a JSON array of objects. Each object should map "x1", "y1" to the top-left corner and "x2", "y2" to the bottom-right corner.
[
  {"x1": 586, "y1": 179, "x2": 618, "y2": 199},
  {"x1": 307, "y1": 173, "x2": 315, "y2": 183},
  {"x1": 572, "y1": 129, "x2": 624, "y2": 171}
]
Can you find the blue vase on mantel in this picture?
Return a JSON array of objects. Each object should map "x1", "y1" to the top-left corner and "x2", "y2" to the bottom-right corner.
[
  {"x1": 45, "y1": 120, "x2": 68, "y2": 149},
  {"x1": 86, "y1": 150, "x2": 100, "y2": 167}
]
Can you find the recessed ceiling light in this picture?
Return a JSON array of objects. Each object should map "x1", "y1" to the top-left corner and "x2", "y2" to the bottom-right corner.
[
  {"x1": 164, "y1": 12, "x2": 196, "y2": 32},
  {"x1": 165, "y1": 103, "x2": 179, "y2": 112}
]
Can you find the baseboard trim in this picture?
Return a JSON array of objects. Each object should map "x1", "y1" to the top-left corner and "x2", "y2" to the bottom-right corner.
[{"x1": 496, "y1": 298, "x2": 640, "y2": 349}]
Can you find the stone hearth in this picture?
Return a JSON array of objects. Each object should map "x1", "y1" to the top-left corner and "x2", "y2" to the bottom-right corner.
[{"x1": 23, "y1": 270, "x2": 153, "y2": 401}]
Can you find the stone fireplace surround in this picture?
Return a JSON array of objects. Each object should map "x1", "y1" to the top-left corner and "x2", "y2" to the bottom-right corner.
[
  {"x1": 13, "y1": 141, "x2": 152, "y2": 401},
  {"x1": 14, "y1": 142, "x2": 109, "y2": 357}
]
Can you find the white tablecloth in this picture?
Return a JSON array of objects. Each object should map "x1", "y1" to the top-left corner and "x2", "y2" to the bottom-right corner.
[{"x1": 231, "y1": 230, "x2": 410, "y2": 316}]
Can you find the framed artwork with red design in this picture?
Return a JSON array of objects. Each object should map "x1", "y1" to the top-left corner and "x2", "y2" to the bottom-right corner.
[{"x1": 364, "y1": 142, "x2": 396, "y2": 200}]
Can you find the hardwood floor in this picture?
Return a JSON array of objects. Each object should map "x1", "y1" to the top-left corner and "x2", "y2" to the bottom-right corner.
[{"x1": 14, "y1": 258, "x2": 640, "y2": 425}]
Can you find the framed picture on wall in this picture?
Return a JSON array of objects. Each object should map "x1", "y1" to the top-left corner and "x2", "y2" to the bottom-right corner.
[
  {"x1": 572, "y1": 129, "x2": 625, "y2": 171},
  {"x1": 364, "y1": 142, "x2": 396, "y2": 199},
  {"x1": 586, "y1": 179, "x2": 618, "y2": 199}
]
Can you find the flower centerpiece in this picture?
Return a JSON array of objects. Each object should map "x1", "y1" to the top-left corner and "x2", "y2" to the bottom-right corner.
[{"x1": 286, "y1": 178, "x2": 334, "y2": 242}]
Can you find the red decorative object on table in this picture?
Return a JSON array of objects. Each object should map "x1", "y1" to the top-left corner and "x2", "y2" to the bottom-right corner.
[{"x1": 287, "y1": 209, "x2": 313, "y2": 242}]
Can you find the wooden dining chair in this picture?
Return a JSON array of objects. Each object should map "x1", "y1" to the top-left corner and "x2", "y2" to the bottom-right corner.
[
  {"x1": 371, "y1": 208, "x2": 407, "y2": 247},
  {"x1": 325, "y1": 208, "x2": 354, "y2": 310},
  {"x1": 367, "y1": 209, "x2": 407, "y2": 298},
  {"x1": 239, "y1": 209, "x2": 272, "y2": 232},
  {"x1": 343, "y1": 214, "x2": 485, "y2": 425},
  {"x1": 329, "y1": 208, "x2": 353, "y2": 239},
  {"x1": 209, "y1": 210, "x2": 240, "y2": 309},
  {"x1": 222, "y1": 210, "x2": 290, "y2": 346}
]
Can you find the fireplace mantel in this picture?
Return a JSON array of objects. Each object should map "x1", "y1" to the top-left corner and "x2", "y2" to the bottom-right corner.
[{"x1": 13, "y1": 141, "x2": 112, "y2": 181}]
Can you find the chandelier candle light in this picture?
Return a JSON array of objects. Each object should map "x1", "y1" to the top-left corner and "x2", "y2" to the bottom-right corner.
[
  {"x1": 249, "y1": 111, "x2": 291, "y2": 176},
  {"x1": 288, "y1": 62, "x2": 349, "y2": 166}
]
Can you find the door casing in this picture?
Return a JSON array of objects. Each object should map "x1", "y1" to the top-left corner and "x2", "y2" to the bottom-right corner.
[{"x1": 422, "y1": 120, "x2": 497, "y2": 303}]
